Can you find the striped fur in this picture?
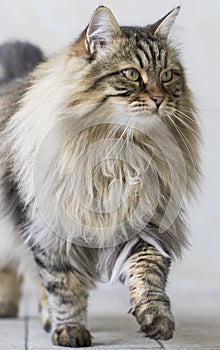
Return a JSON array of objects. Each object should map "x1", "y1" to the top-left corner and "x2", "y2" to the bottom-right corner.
[
  {"x1": 0, "y1": 7, "x2": 200, "y2": 347},
  {"x1": 127, "y1": 244, "x2": 174, "y2": 340}
]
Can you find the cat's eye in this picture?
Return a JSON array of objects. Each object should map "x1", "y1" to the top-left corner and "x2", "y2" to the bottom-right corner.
[
  {"x1": 161, "y1": 70, "x2": 173, "y2": 83},
  {"x1": 122, "y1": 68, "x2": 140, "y2": 82}
]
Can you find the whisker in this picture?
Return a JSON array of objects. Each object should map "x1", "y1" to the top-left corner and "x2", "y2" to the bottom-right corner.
[
  {"x1": 165, "y1": 103, "x2": 198, "y2": 124},
  {"x1": 176, "y1": 111, "x2": 197, "y2": 123},
  {"x1": 175, "y1": 108, "x2": 198, "y2": 123},
  {"x1": 170, "y1": 108, "x2": 209, "y2": 144},
  {"x1": 172, "y1": 112, "x2": 201, "y2": 140},
  {"x1": 166, "y1": 113, "x2": 196, "y2": 174}
]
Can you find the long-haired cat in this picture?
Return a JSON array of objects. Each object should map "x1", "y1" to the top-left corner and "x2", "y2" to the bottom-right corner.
[{"x1": 0, "y1": 6, "x2": 200, "y2": 347}]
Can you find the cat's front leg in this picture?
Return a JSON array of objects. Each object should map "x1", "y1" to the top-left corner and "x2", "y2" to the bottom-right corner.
[
  {"x1": 126, "y1": 242, "x2": 174, "y2": 340},
  {"x1": 34, "y1": 249, "x2": 92, "y2": 347}
]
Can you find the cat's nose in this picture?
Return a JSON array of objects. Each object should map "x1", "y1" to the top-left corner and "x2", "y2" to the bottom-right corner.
[{"x1": 150, "y1": 95, "x2": 164, "y2": 108}]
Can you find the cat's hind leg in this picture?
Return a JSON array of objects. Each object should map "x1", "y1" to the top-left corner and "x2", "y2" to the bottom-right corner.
[
  {"x1": 0, "y1": 266, "x2": 23, "y2": 317},
  {"x1": 45, "y1": 269, "x2": 92, "y2": 347},
  {"x1": 0, "y1": 215, "x2": 27, "y2": 318},
  {"x1": 32, "y1": 244, "x2": 95, "y2": 347}
]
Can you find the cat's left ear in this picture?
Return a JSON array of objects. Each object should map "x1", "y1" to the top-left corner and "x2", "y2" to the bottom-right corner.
[
  {"x1": 85, "y1": 6, "x2": 121, "y2": 55},
  {"x1": 150, "y1": 7, "x2": 180, "y2": 38}
]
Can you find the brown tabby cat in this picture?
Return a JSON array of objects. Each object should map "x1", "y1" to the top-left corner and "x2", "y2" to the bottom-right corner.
[{"x1": 0, "y1": 6, "x2": 200, "y2": 347}]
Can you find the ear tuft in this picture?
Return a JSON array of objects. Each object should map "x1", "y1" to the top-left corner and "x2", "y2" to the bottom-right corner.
[
  {"x1": 86, "y1": 6, "x2": 121, "y2": 55},
  {"x1": 151, "y1": 7, "x2": 180, "y2": 38}
]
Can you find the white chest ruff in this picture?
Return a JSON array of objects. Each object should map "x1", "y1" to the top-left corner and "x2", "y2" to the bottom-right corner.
[{"x1": 32, "y1": 121, "x2": 186, "y2": 249}]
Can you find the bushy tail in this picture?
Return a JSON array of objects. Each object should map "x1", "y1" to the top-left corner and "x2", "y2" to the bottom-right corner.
[{"x1": 0, "y1": 41, "x2": 44, "y2": 84}]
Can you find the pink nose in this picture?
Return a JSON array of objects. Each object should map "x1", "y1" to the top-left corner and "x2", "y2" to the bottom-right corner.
[{"x1": 150, "y1": 95, "x2": 164, "y2": 108}]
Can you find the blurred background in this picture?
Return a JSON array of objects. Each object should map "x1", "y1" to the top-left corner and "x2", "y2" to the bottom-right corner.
[{"x1": 0, "y1": 0, "x2": 219, "y2": 317}]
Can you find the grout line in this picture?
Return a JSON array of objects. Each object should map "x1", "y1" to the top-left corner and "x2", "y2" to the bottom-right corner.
[
  {"x1": 23, "y1": 284, "x2": 31, "y2": 350},
  {"x1": 156, "y1": 340, "x2": 166, "y2": 350},
  {"x1": 24, "y1": 316, "x2": 29, "y2": 350}
]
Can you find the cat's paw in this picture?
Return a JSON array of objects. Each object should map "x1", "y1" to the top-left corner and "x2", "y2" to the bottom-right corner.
[
  {"x1": 52, "y1": 324, "x2": 92, "y2": 347},
  {"x1": 132, "y1": 303, "x2": 175, "y2": 340}
]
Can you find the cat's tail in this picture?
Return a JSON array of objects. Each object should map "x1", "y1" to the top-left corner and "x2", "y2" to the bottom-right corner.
[{"x1": 0, "y1": 41, "x2": 44, "y2": 85}]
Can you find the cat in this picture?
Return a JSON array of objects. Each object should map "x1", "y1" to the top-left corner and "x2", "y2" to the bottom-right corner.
[{"x1": 0, "y1": 6, "x2": 200, "y2": 348}]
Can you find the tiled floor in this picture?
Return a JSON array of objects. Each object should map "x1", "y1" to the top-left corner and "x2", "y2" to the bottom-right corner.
[{"x1": 0, "y1": 282, "x2": 219, "y2": 350}]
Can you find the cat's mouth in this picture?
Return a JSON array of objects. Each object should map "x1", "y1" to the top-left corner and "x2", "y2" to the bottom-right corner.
[
  {"x1": 129, "y1": 106, "x2": 162, "y2": 119},
  {"x1": 129, "y1": 100, "x2": 165, "y2": 118}
]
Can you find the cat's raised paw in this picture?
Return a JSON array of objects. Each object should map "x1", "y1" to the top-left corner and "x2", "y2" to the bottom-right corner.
[
  {"x1": 134, "y1": 303, "x2": 175, "y2": 340},
  {"x1": 141, "y1": 312, "x2": 175, "y2": 340},
  {"x1": 52, "y1": 325, "x2": 92, "y2": 347}
]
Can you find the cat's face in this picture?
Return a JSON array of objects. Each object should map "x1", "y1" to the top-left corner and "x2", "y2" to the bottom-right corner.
[
  {"x1": 88, "y1": 30, "x2": 183, "y2": 119},
  {"x1": 71, "y1": 6, "x2": 189, "y2": 127}
]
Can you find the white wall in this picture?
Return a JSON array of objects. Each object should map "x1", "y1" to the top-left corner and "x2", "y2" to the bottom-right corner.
[{"x1": 0, "y1": 0, "x2": 219, "y2": 291}]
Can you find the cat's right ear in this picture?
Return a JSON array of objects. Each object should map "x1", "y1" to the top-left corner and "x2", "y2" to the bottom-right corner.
[
  {"x1": 85, "y1": 6, "x2": 121, "y2": 56},
  {"x1": 150, "y1": 7, "x2": 180, "y2": 38}
]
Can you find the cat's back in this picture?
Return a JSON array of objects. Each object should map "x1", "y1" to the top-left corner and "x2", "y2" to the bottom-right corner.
[
  {"x1": 0, "y1": 79, "x2": 29, "y2": 126},
  {"x1": 0, "y1": 41, "x2": 44, "y2": 126}
]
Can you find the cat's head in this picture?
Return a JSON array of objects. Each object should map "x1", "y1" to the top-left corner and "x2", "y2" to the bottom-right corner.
[{"x1": 68, "y1": 6, "x2": 191, "y2": 126}]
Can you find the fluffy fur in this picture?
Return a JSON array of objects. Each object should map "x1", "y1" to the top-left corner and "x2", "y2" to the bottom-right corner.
[{"x1": 0, "y1": 6, "x2": 200, "y2": 347}]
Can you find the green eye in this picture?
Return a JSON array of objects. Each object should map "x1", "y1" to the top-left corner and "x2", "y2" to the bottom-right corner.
[
  {"x1": 161, "y1": 70, "x2": 173, "y2": 83},
  {"x1": 123, "y1": 68, "x2": 140, "y2": 82}
]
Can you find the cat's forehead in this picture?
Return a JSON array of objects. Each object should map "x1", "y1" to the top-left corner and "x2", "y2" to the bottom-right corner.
[{"x1": 117, "y1": 26, "x2": 170, "y2": 70}]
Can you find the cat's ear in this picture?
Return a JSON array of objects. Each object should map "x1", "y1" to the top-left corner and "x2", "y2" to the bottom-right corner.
[
  {"x1": 85, "y1": 6, "x2": 121, "y2": 55},
  {"x1": 150, "y1": 7, "x2": 180, "y2": 38}
]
